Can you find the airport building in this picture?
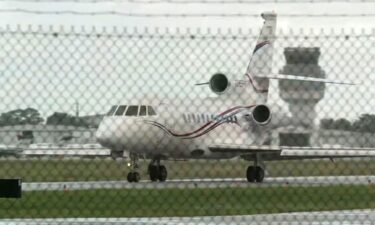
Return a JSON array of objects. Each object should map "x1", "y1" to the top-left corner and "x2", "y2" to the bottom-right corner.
[
  {"x1": 277, "y1": 47, "x2": 326, "y2": 146},
  {"x1": 0, "y1": 124, "x2": 97, "y2": 145},
  {"x1": 279, "y1": 47, "x2": 326, "y2": 126},
  {"x1": 271, "y1": 127, "x2": 375, "y2": 148}
]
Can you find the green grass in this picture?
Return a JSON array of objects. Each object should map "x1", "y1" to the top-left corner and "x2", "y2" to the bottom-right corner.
[
  {"x1": 1, "y1": 185, "x2": 375, "y2": 218},
  {"x1": 0, "y1": 158, "x2": 374, "y2": 182}
]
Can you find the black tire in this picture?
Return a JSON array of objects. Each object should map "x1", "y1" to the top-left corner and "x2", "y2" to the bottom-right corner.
[
  {"x1": 127, "y1": 172, "x2": 134, "y2": 182},
  {"x1": 149, "y1": 165, "x2": 158, "y2": 182},
  {"x1": 133, "y1": 172, "x2": 140, "y2": 182},
  {"x1": 246, "y1": 166, "x2": 256, "y2": 182},
  {"x1": 158, "y1": 165, "x2": 168, "y2": 182},
  {"x1": 255, "y1": 166, "x2": 265, "y2": 183}
]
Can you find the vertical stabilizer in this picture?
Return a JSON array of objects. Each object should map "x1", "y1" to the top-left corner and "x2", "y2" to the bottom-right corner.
[{"x1": 245, "y1": 12, "x2": 277, "y2": 102}]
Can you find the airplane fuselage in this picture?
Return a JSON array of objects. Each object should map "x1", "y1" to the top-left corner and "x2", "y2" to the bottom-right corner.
[{"x1": 96, "y1": 97, "x2": 273, "y2": 159}]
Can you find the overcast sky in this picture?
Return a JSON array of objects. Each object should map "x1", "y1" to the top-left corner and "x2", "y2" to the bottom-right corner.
[
  {"x1": 0, "y1": 1, "x2": 374, "y2": 29},
  {"x1": 0, "y1": 1, "x2": 373, "y2": 121}
]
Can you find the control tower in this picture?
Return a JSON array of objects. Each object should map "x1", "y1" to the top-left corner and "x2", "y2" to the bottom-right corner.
[{"x1": 279, "y1": 47, "x2": 326, "y2": 128}]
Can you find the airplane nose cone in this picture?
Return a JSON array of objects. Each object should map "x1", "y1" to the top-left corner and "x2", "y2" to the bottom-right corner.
[
  {"x1": 96, "y1": 117, "x2": 125, "y2": 150},
  {"x1": 96, "y1": 120, "x2": 117, "y2": 148},
  {"x1": 96, "y1": 129, "x2": 110, "y2": 148}
]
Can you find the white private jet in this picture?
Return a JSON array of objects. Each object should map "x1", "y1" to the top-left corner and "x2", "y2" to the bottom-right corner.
[{"x1": 95, "y1": 12, "x2": 375, "y2": 183}]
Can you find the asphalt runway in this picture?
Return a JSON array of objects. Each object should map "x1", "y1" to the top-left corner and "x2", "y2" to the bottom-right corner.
[
  {"x1": 1, "y1": 209, "x2": 375, "y2": 225},
  {"x1": 22, "y1": 175, "x2": 375, "y2": 191}
]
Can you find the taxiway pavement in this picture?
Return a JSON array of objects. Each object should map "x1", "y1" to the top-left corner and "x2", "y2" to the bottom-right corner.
[
  {"x1": 1, "y1": 209, "x2": 375, "y2": 225},
  {"x1": 22, "y1": 175, "x2": 375, "y2": 191}
]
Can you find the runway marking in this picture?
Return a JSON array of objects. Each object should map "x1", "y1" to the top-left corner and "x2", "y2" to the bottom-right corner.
[{"x1": 22, "y1": 175, "x2": 375, "y2": 191}]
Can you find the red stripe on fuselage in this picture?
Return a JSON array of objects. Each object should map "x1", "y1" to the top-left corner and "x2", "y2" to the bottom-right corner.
[{"x1": 143, "y1": 105, "x2": 255, "y2": 138}]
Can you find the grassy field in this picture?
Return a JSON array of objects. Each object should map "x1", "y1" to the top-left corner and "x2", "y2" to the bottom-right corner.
[
  {"x1": 0, "y1": 158, "x2": 374, "y2": 182},
  {"x1": 1, "y1": 185, "x2": 375, "y2": 218}
]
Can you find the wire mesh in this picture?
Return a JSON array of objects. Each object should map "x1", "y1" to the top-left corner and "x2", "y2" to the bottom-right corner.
[{"x1": 0, "y1": 22, "x2": 374, "y2": 224}]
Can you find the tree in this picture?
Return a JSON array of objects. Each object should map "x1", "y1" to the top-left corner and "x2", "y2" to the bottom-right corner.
[
  {"x1": 320, "y1": 118, "x2": 352, "y2": 131},
  {"x1": 352, "y1": 114, "x2": 375, "y2": 133},
  {"x1": 332, "y1": 118, "x2": 352, "y2": 131},
  {"x1": 46, "y1": 112, "x2": 88, "y2": 127},
  {"x1": 320, "y1": 114, "x2": 375, "y2": 133},
  {"x1": 320, "y1": 118, "x2": 335, "y2": 129},
  {"x1": 0, "y1": 108, "x2": 44, "y2": 126}
]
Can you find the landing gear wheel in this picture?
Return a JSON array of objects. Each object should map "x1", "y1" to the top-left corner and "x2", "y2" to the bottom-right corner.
[
  {"x1": 148, "y1": 165, "x2": 168, "y2": 182},
  {"x1": 127, "y1": 171, "x2": 140, "y2": 183},
  {"x1": 246, "y1": 166, "x2": 256, "y2": 182},
  {"x1": 127, "y1": 172, "x2": 133, "y2": 182},
  {"x1": 254, "y1": 166, "x2": 264, "y2": 183},
  {"x1": 133, "y1": 172, "x2": 140, "y2": 182},
  {"x1": 149, "y1": 165, "x2": 159, "y2": 182},
  {"x1": 158, "y1": 165, "x2": 167, "y2": 182},
  {"x1": 246, "y1": 166, "x2": 265, "y2": 183}
]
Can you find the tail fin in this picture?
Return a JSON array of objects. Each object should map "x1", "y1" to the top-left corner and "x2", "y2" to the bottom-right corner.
[{"x1": 245, "y1": 12, "x2": 277, "y2": 101}]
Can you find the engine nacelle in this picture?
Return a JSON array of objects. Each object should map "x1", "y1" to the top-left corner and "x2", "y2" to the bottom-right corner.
[
  {"x1": 209, "y1": 73, "x2": 230, "y2": 94},
  {"x1": 251, "y1": 104, "x2": 272, "y2": 125}
]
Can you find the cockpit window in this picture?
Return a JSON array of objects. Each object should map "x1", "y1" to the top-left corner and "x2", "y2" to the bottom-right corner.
[
  {"x1": 139, "y1": 106, "x2": 147, "y2": 116},
  {"x1": 106, "y1": 105, "x2": 117, "y2": 116},
  {"x1": 125, "y1": 105, "x2": 139, "y2": 116},
  {"x1": 147, "y1": 106, "x2": 156, "y2": 116},
  {"x1": 115, "y1": 105, "x2": 127, "y2": 116}
]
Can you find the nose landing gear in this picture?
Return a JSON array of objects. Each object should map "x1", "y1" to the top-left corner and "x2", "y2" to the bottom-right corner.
[
  {"x1": 127, "y1": 171, "x2": 140, "y2": 183},
  {"x1": 125, "y1": 154, "x2": 168, "y2": 183},
  {"x1": 127, "y1": 153, "x2": 141, "y2": 183}
]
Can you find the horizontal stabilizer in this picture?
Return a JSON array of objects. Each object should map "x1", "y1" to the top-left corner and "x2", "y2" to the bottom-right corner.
[
  {"x1": 209, "y1": 144, "x2": 281, "y2": 153},
  {"x1": 254, "y1": 73, "x2": 356, "y2": 85},
  {"x1": 209, "y1": 144, "x2": 375, "y2": 159},
  {"x1": 281, "y1": 147, "x2": 375, "y2": 157}
]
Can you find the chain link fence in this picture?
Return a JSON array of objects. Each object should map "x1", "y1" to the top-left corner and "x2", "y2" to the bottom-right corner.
[{"x1": 0, "y1": 22, "x2": 374, "y2": 224}]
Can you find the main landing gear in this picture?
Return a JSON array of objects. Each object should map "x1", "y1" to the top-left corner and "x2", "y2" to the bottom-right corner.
[
  {"x1": 127, "y1": 153, "x2": 141, "y2": 183},
  {"x1": 148, "y1": 158, "x2": 167, "y2": 182},
  {"x1": 246, "y1": 166, "x2": 264, "y2": 183},
  {"x1": 246, "y1": 154, "x2": 265, "y2": 183}
]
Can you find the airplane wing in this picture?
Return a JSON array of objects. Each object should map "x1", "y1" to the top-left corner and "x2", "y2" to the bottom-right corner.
[
  {"x1": 280, "y1": 146, "x2": 375, "y2": 157},
  {"x1": 21, "y1": 146, "x2": 111, "y2": 157},
  {"x1": 209, "y1": 144, "x2": 375, "y2": 160},
  {"x1": 255, "y1": 73, "x2": 357, "y2": 85}
]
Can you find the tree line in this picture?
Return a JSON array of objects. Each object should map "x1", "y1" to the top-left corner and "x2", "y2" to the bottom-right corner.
[
  {"x1": 320, "y1": 114, "x2": 375, "y2": 133},
  {"x1": 0, "y1": 108, "x2": 96, "y2": 128}
]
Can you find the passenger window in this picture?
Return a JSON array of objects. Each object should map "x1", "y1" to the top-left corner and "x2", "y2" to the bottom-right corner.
[
  {"x1": 191, "y1": 114, "x2": 196, "y2": 123},
  {"x1": 148, "y1": 106, "x2": 156, "y2": 116},
  {"x1": 126, "y1": 105, "x2": 139, "y2": 116},
  {"x1": 106, "y1": 105, "x2": 117, "y2": 116},
  {"x1": 139, "y1": 106, "x2": 147, "y2": 116},
  {"x1": 183, "y1": 114, "x2": 188, "y2": 123},
  {"x1": 115, "y1": 105, "x2": 127, "y2": 116}
]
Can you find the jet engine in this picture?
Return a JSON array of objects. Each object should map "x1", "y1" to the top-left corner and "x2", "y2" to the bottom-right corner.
[
  {"x1": 209, "y1": 73, "x2": 230, "y2": 94},
  {"x1": 244, "y1": 104, "x2": 272, "y2": 126}
]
